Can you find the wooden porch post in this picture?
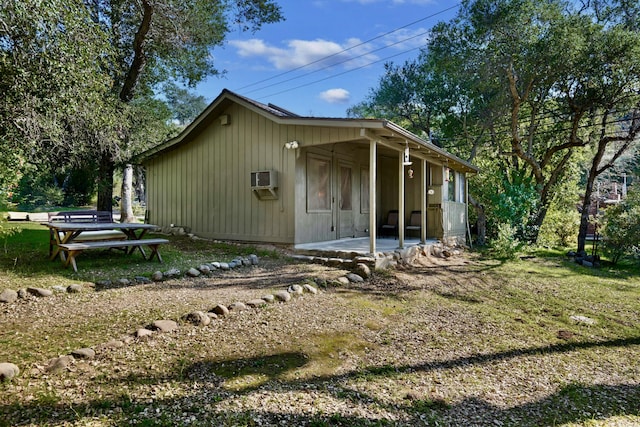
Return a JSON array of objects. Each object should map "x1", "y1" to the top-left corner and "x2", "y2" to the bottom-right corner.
[
  {"x1": 398, "y1": 149, "x2": 405, "y2": 248},
  {"x1": 369, "y1": 140, "x2": 377, "y2": 254},
  {"x1": 421, "y1": 158, "x2": 427, "y2": 244}
]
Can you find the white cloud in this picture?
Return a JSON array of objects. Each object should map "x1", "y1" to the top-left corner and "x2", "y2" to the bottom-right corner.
[
  {"x1": 319, "y1": 88, "x2": 351, "y2": 104},
  {"x1": 229, "y1": 38, "x2": 378, "y2": 71}
]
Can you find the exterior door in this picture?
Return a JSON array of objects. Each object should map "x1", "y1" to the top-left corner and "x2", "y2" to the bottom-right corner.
[{"x1": 337, "y1": 162, "x2": 354, "y2": 238}]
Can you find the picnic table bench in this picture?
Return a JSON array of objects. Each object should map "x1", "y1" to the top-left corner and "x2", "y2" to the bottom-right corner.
[
  {"x1": 57, "y1": 238, "x2": 169, "y2": 273},
  {"x1": 43, "y1": 210, "x2": 169, "y2": 272},
  {"x1": 47, "y1": 210, "x2": 127, "y2": 256}
]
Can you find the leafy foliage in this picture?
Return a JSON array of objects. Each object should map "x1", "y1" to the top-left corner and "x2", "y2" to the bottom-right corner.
[
  {"x1": 602, "y1": 187, "x2": 640, "y2": 264},
  {"x1": 489, "y1": 223, "x2": 521, "y2": 259}
]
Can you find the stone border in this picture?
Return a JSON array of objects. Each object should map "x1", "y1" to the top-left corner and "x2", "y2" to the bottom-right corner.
[
  {"x1": 291, "y1": 241, "x2": 464, "y2": 270},
  {"x1": 0, "y1": 253, "x2": 372, "y2": 382}
]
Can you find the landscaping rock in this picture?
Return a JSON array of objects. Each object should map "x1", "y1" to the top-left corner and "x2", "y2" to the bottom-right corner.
[
  {"x1": 570, "y1": 315, "x2": 596, "y2": 325},
  {"x1": 183, "y1": 311, "x2": 211, "y2": 326},
  {"x1": 136, "y1": 328, "x2": 154, "y2": 338},
  {"x1": 346, "y1": 273, "x2": 364, "y2": 283},
  {"x1": 152, "y1": 320, "x2": 178, "y2": 333},
  {"x1": 211, "y1": 262, "x2": 221, "y2": 269},
  {"x1": 262, "y1": 294, "x2": 275, "y2": 303},
  {"x1": 0, "y1": 289, "x2": 18, "y2": 303},
  {"x1": 273, "y1": 290, "x2": 291, "y2": 302},
  {"x1": 302, "y1": 284, "x2": 318, "y2": 294},
  {"x1": 197, "y1": 264, "x2": 211, "y2": 274},
  {"x1": 0, "y1": 363, "x2": 19, "y2": 381},
  {"x1": 135, "y1": 276, "x2": 153, "y2": 284},
  {"x1": 228, "y1": 301, "x2": 247, "y2": 311},
  {"x1": 52, "y1": 285, "x2": 67, "y2": 293},
  {"x1": 212, "y1": 304, "x2": 229, "y2": 316},
  {"x1": 186, "y1": 268, "x2": 201, "y2": 277},
  {"x1": 46, "y1": 355, "x2": 74, "y2": 373},
  {"x1": 246, "y1": 299, "x2": 267, "y2": 308},
  {"x1": 71, "y1": 348, "x2": 96, "y2": 359},
  {"x1": 249, "y1": 254, "x2": 259, "y2": 265},
  {"x1": 206, "y1": 312, "x2": 219, "y2": 320},
  {"x1": 67, "y1": 284, "x2": 83, "y2": 293},
  {"x1": 164, "y1": 268, "x2": 181, "y2": 278},
  {"x1": 95, "y1": 280, "x2": 111, "y2": 287},
  {"x1": 313, "y1": 278, "x2": 327, "y2": 288},
  {"x1": 336, "y1": 277, "x2": 351, "y2": 285},
  {"x1": 355, "y1": 263, "x2": 372, "y2": 279},
  {"x1": 116, "y1": 278, "x2": 130, "y2": 286},
  {"x1": 27, "y1": 287, "x2": 53, "y2": 297},
  {"x1": 17, "y1": 288, "x2": 27, "y2": 299},
  {"x1": 151, "y1": 271, "x2": 164, "y2": 281},
  {"x1": 288, "y1": 284, "x2": 304, "y2": 296}
]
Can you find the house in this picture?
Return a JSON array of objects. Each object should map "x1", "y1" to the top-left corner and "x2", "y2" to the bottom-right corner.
[{"x1": 137, "y1": 89, "x2": 479, "y2": 254}]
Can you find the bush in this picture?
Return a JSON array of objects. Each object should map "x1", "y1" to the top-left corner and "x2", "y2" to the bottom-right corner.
[
  {"x1": 601, "y1": 187, "x2": 640, "y2": 264},
  {"x1": 0, "y1": 217, "x2": 21, "y2": 253},
  {"x1": 538, "y1": 207, "x2": 580, "y2": 247},
  {"x1": 489, "y1": 223, "x2": 522, "y2": 259}
]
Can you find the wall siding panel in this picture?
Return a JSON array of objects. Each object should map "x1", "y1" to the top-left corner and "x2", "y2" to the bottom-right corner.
[{"x1": 145, "y1": 104, "x2": 296, "y2": 243}]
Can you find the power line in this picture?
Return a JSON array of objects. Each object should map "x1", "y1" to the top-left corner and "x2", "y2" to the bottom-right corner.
[
  {"x1": 234, "y1": 3, "x2": 461, "y2": 95},
  {"x1": 242, "y1": 28, "x2": 432, "y2": 96},
  {"x1": 255, "y1": 46, "x2": 423, "y2": 100}
]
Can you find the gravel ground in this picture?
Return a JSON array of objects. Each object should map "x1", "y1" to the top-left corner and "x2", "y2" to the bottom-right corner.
[{"x1": 1, "y1": 253, "x2": 639, "y2": 426}]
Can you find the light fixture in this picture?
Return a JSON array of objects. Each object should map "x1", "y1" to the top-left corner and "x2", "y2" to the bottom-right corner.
[
  {"x1": 402, "y1": 141, "x2": 412, "y2": 166},
  {"x1": 284, "y1": 140, "x2": 299, "y2": 150},
  {"x1": 408, "y1": 167, "x2": 414, "y2": 179}
]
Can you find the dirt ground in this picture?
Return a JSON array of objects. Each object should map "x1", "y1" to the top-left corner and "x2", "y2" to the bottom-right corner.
[{"x1": 1, "y1": 252, "x2": 639, "y2": 426}]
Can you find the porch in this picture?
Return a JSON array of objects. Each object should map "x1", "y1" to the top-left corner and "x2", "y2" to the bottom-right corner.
[{"x1": 293, "y1": 236, "x2": 441, "y2": 269}]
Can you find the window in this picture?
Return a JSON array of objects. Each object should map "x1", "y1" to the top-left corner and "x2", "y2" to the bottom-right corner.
[
  {"x1": 340, "y1": 166, "x2": 352, "y2": 210},
  {"x1": 447, "y1": 168, "x2": 456, "y2": 202},
  {"x1": 457, "y1": 173, "x2": 466, "y2": 202},
  {"x1": 360, "y1": 167, "x2": 370, "y2": 213},
  {"x1": 307, "y1": 156, "x2": 331, "y2": 211}
]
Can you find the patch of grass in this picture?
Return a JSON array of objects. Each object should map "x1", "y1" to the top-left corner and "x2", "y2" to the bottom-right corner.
[
  {"x1": 199, "y1": 352, "x2": 309, "y2": 391},
  {"x1": 0, "y1": 222, "x2": 279, "y2": 289}
]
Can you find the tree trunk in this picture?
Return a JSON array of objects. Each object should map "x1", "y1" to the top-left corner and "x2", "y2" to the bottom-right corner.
[
  {"x1": 134, "y1": 165, "x2": 146, "y2": 204},
  {"x1": 468, "y1": 195, "x2": 486, "y2": 246},
  {"x1": 120, "y1": 163, "x2": 136, "y2": 222},
  {"x1": 97, "y1": 152, "x2": 115, "y2": 213}
]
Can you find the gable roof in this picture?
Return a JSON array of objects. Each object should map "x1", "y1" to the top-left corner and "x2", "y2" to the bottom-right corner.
[{"x1": 136, "y1": 89, "x2": 479, "y2": 174}]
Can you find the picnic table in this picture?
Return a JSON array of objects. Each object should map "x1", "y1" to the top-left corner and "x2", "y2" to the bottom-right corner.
[{"x1": 44, "y1": 221, "x2": 168, "y2": 272}]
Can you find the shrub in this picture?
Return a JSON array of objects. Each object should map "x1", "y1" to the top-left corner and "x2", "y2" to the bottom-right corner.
[
  {"x1": 538, "y1": 207, "x2": 580, "y2": 247},
  {"x1": 489, "y1": 223, "x2": 522, "y2": 259},
  {"x1": 601, "y1": 187, "x2": 640, "y2": 264}
]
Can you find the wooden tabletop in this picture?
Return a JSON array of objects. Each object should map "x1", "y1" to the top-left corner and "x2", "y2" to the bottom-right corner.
[{"x1": 44, "y1": 222, "x2": 159, "y2": 231}]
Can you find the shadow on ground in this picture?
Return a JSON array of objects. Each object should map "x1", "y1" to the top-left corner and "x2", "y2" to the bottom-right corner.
[{"x1": 2, "y1": 336, "x2": 638, "y2": 426}]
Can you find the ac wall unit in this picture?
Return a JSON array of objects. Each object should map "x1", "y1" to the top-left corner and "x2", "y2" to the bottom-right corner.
[
  {"x1": 251, "y1": 170, "x2": 278, "y2": 189},
  {"x1": 251, "y1": 170, "x2": 278, "y2": 200}
]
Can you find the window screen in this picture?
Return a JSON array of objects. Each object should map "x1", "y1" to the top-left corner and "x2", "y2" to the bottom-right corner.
[
  {"x1": 307, "y1": 157, "x2": 331, "y2": 211},
  {"x1": 340, "y1": 166, "x2": 352, "y2": 210},
  {"x1": 360, "y1": 168, "x2": 370, "y2": 213}
]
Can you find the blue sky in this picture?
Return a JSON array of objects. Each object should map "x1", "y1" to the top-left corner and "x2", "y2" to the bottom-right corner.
[{"x1": 195, "y1": 0, "x2": 461, "y2": 117}]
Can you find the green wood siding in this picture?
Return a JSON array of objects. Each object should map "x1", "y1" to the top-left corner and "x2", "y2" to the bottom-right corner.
[{"x1": 146, "y1": 104, "x2": 296, "y2": 243}]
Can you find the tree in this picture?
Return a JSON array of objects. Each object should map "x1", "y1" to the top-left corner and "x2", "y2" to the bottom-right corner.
[
  {"x1": 164, "y1": 82, "x2": 208, "y2": 126},
  {"x1": 0, "y1": 0, "x2": 115, "y2": 202},
  {"x1": 350, "y1": 0, "x2": 640, "y2": 246},
  {"x1": 88, "y1": 0, "x2": 284, "y2": 216},
  {"x1": 601, "y1": 186, "x2": 640, "y2": 264}
]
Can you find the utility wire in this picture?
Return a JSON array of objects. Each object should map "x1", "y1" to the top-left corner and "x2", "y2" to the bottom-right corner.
[
  {"x1": 234, "y1": 3, "x2": 461, "y2": 94},
  {"x1": 255, "y1": 46, "x2": 423, "y2": 100},
  {"x1": 242, "y1": 28, "x2": 433, "y2": 96}
]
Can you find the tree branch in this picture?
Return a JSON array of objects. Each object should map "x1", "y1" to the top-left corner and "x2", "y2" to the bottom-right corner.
[{"x1": 119, "y1": 0, "x2": 153, "y2": 102}]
